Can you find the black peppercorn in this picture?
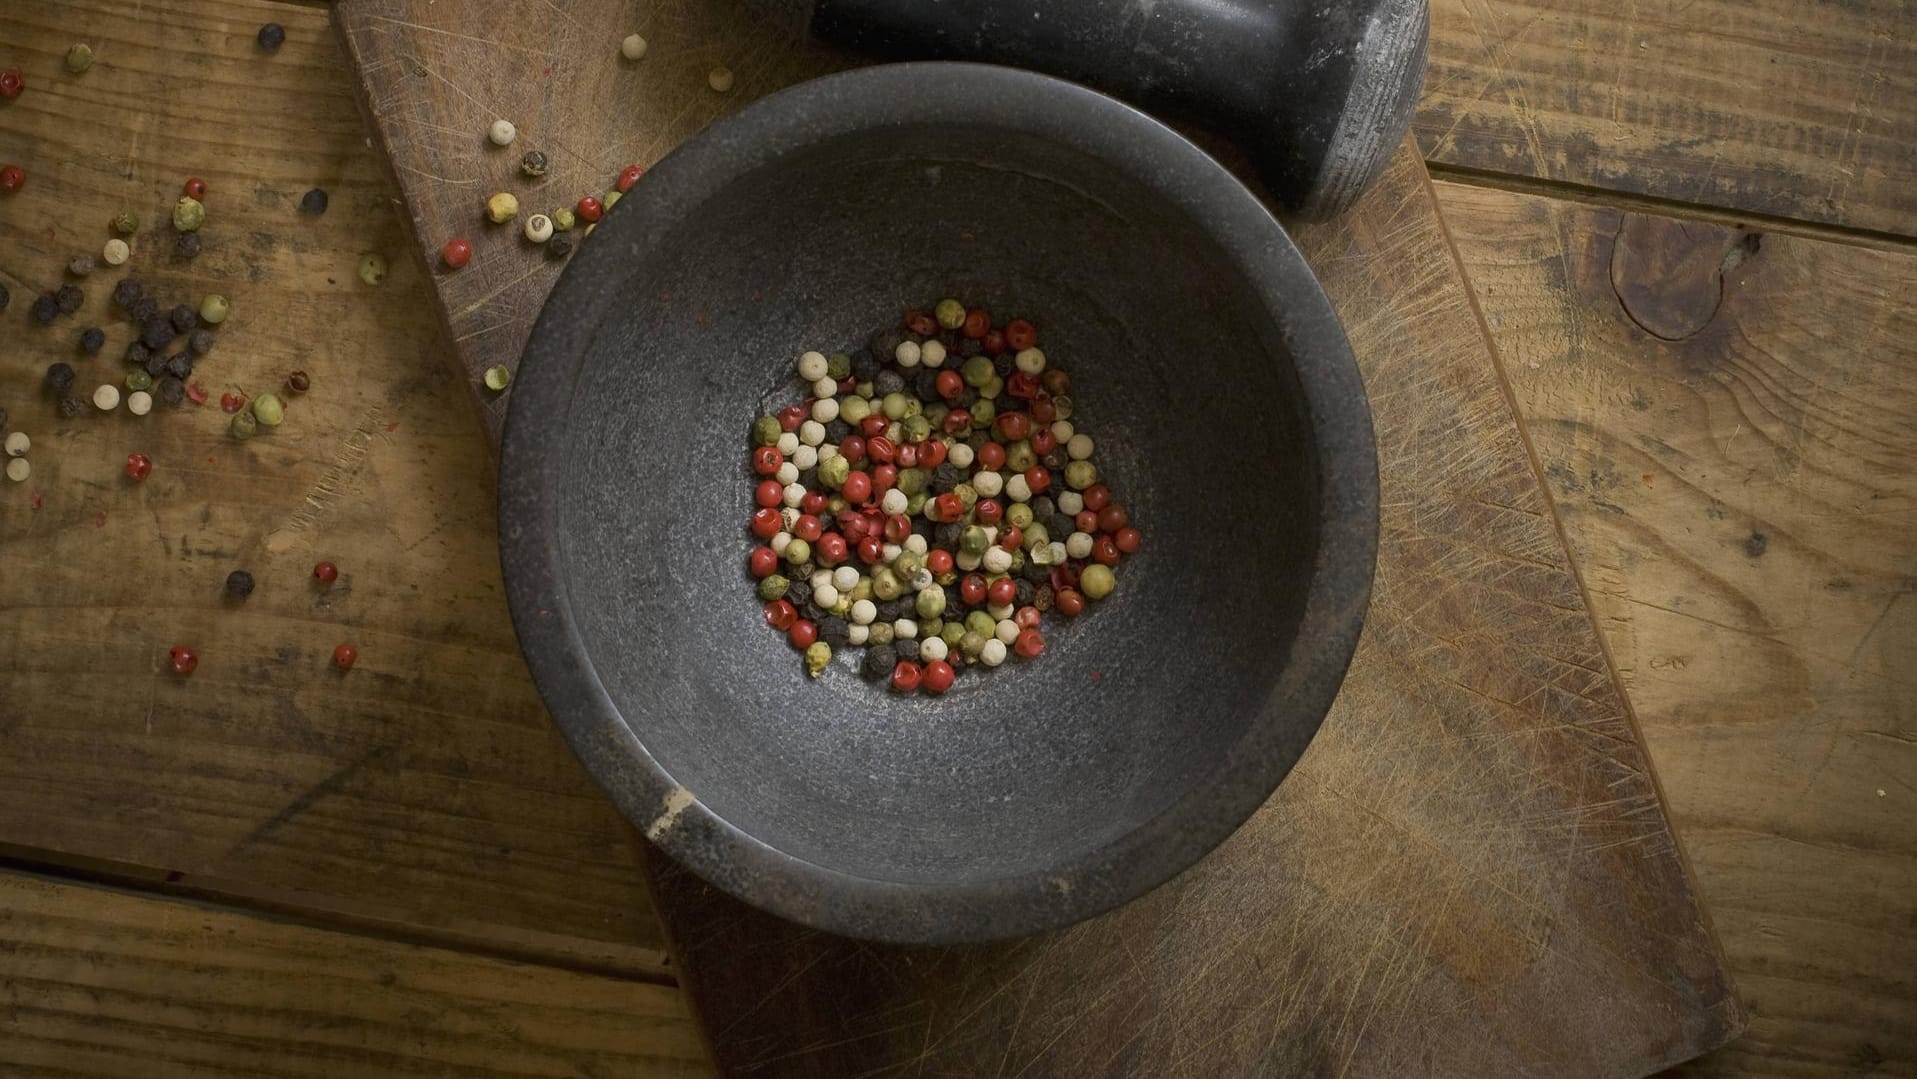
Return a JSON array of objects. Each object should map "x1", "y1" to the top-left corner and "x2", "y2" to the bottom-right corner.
[
  {"x1": 131, "y1": 296, "x2": 159, "y2": 322},
  {"x1": 783, "y1": 579, "x2": 812, "y2": 609},
  {"x1": 163, "y1": 352, "x2": 193, "y2": 381},
  {"x1": 934, "y1": 521, "x2": 963, "y2": 550},
  {"x1": 58, "y1": 394, "x2": 85, "y2": 418},
  {"x1": 930, "y1": 463, "x2": 963, "y2": 493},
  {"x1": 873, "y1": 370, "x2": 905, "y2": 396},
  {"x1": 44, "y1": 362, "x2": 75, "y2": 394},
  {"x1": 298, "y1": 187, "x2": 328, "y2": 215},
  {"x1": 850, "y1": 351, "x2": 880, "y2": 383},
  {"x1": 79, "y1": 327, "x2": 106, "y2": 354},
  {"x1": 547, "y1": 235, "x2": 574, "y2": 260},
  {"x1": 257, "y1": 22, "x2": 286, "y2": 50},
  {"x1": 126, "y1": 341, "x2": 151, "y2": 366},
  {"x1": 175, "y1": 232, "x2": 202, "y2": 259},
  {"x1": 993, "y1": 352, "x2": 1016, "y2": 377},
  {"x1": 868, "y1": 327, "x2": 904, "y2": 363},
  {"x1": 55, "y1": 284, "x2": 83, "y2": 314},
  {"x1": 1015, "y1": 579, "x2": 1036, "y2": 606},
  {"x1": 1033, "y1": 584, "x2": 1054, "y2": 612},
  {"x1": 519, "y1": 149, "x2": 549, "y2": 177},
  {"x1": 959, "y1": 337, "x2": 983, "y2": 357},
  {"x1": 225, "y1": 570, "x2": 256, "y2": 599},
  {"x1": 876, "y1": 598, "x2": 906, "y2": 623},
  {"x1": 893, "y1": 638, "x2": 920, "y2": 663},
  {"x1": 796, "y1": 466, "x2": 819, "y2": 490},
  {"x1": 182, "y1": 330, "x2": 212, "y2": 356},
  {"x1": 818, "y1": 617, "x2": 850, "y2": 648},
  {"x1": 144, "y1": 352, "x2": 169, "y2": 378},
  {"x1": 30, "y1": 293, "x2": 59, "y2": 324},
  {"x1": 112, "y1": 277, "x2": 142, "y2": 310},
  {"x1": 286, "y1": 370, "x2": 310, "y2": 394},
  {"x1": 141, "y1": 317, "x2": 177, "y2": 350},
  {"x1": 1047, "y1": 514, "x2": 1075, "y2": 541},
  {"x1": 170, "y1": 304, "x2": 199, "y2": 333},
  {"x1": 824, "y1": 419, "x2": 852, "y2": 442},
  {"x1": 789, "y1": 562, "x2": 817, "y2": 585},
  {"x1": 955, "y1": 387, "x2": 978, "y2": 409},
  {"x1": 914, "y1": 370, "x2": 942, "y2": 402},
  {"x1": 1041, "y1": 448, "x2": 1069, "y2": 471},
  {"x1": 154, "y1": 376, "x2": 186, "y2": 408},
  {"x1": 861, "y1": 643, "x2": 898, "y2": 681},
  {"x1": 69, "y1": 254, "x2": 99, "y2": 277},
  {"x1": 1031, "y1": 496, "x2": 1055, "y2": 519}
]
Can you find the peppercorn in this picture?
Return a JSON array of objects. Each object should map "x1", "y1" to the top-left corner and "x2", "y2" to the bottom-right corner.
[
  {"x1": 66, "y1": 44, "x2": 95, "y2": 73},
  {"x1": 172, "y1": 196, "x2": 205, "y2": 232},
  {"x1": 576, "y1": 196, "x2": 603, "y2": 223},
  {"x1": 188, "y1": 329, "x2": 215, "y2": 355},
  {"x1": 45, "y1": 363, "x2": 76, "y2": 394},
  {"x1": 253, "y1": 393, "x2": 285, "y2": 426},
  {"x1": 112, "y1": 277, "x2": 142, "y2": 308},
  {"x1": 257, "y1": 22, "x2": 286, "y2": 50},
  {"x1": 169, "y1": 645, "x2": 198, "y2": 675},
  {"x1": 621, "y1": 33, "x2": 649, "y2": 59},
  {"x1": 441, "y1": 238, "x2": 472, "y2": 269},
  {"x1": 124, "y1": 452, "x2": 152, "y2": 481},
  {"x1": 199, "y1": 294, "x2": 229, "y2": 324},
  {"x1": 0, "y1": 165, "x2": 22, "y2": 194},
  {"x1": 333, "y1": 644, "x2": 358, "y2": 670},
  {"x1": 225, "y1": 570, "x2": 255, "y2": 599},
  {"x1": 819, "y1": 617, "x2": 851, "y2": 648},
  {"x1": 552, "y1": 207, "x2": 576, "y2": 231},
  {"x1": 357, "y1": 252, "x2": 386, "y2": 286},
  {"x1": 483, "y1": 365, "x2": 512, "y2": 391},
  {"x1": 486, "y1": 191, "x2": 519, "y2": 223},
  {"x1": 603, "y1": 190, "x2": 622, "y2": 210},
  {"x1": 126, "y1": 369, "x2": 153, "y2": 392},
  {"x1": 57, "y1": 395, "x2": 84, "y2": 418},
  {"x1": 167, "y1": 304, "x2": 198, "y2": 334},
  {"x1": 0, "y1": 70, "x2": 19, "y2": 99},
  {"x1": 175, "y1": 232, "x2": 202, "y2": 259},
  {"x1": 55, "y1": 285, "x2": 83, "y2": 315},
  {"x1": 488, "y1": 118, "x2": 517, "y2": 146},
  {"x1": 154, "y1": 376, "x2": 186, "y2": 408},
  {"x1": 69, "y1": 254, "x2": 98, "y2": 277},
  {"x1": 143, "y1": 352, "x2": 168, "y2": 379},
  {"x1": 547, "y1": 235, "x2": 574, "y2": 260},
  {"x1": 228, "y1": 406, "x2": 257, "y2": 439},
  {"x1": 286, "y1": 370, "x2": 310, "y2": 395},
  {"x1": 93, "y1": 384, "x2": 120, "y2": 411},
  {"x1": 132, "y1": 296, "x2": 158, "y2": 321},
  {"x1": 893, "y1": 638, "x2": 920, "y2": 663},
  {"x1": 140, "y1": 318, "x2": 176, "y2": 350},
  {"x1": 3, "y1": 431, "x2": 24, "y2": 456},
  {"x1": 520, "y1": 150, "x2": 549, "y2": 177},
  {"x1": 299, "y1": 188, "x2": 328, "y2": 215},
  {"x1": 708, "y1": 65, "x2": 735, "y2": 92},
  {"x1": 69, "y1": 328, "x2": 106, "y2": 357}
]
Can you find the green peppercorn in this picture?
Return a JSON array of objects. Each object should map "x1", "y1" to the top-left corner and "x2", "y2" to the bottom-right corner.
[
  {"x1": 840, "y1": 395, "x2": 871, "y2": 424},
  {"x1": 603, "y1": 190, "x2": 622, "y2": 210},
  {"x1": 971, "y1": 400, "x2": 995, "y2": 427},
  {"x1": 961, "y1": 526, "x2": 989, "y2": 556},
  {"x1": 552, "y1": 207, "x2": 576, "y2": 231},
  {"x1": 872, "y1": 567, "x2": 903, "y2": 601},
  {"x1": 1065, "y1": 460, "x2": 1098, "y2": 490},
  {"x1": 900, "y1": 398, "x2": 922, "y2": 419},
  {"x1": 818, "y1": 454, "x2": 850, "y2": 488},
  {"x1": 1025, "y1": 522, "x2": 1050, "y2": 549},
  {"x1": 856, "y1": 381, "x2": 875, "y2": 397},
  {"x1": 1008, "y1": 503, "x2": 1034, "y2": 530},
  {"x1": 66, "y1": 44, "x2": 95, "y2": 73},
  {"x1": 199, "y1": 294, "x2": 229, "y2": 324},
  {"x1": 804, "y1": 640, "x2": 831, "y2": 678},
  {"x1": 893, "y1": 550, "x2": 923, "y2": 579},
  {"x1": 825, "y1": 353, "x2": 852, "y2": 380},
  {"x1": 954, "y1": 483, "x2": 978, "y2": 508},
  {"x1": 253, "y1": 393, "x2": 285, "y2": 427},
  {"x1": 111, "y1": 210, "x2": 140, "y2": 235},
  {"x1": 358, "y1": 252, "x2": 387, "y2": 286},
  {"x1": 783, "y1": 538, "x2": 812, "y2": 565},
  {"x1": 483, "y1": 365, "x2": 512, "y2": 391},
  {"x1": 868, "y1": 622, "x2": 895, "y2": 646},
  {"x1": 900, "y1": 414, "x2": 931, "y2": 443},
  {"x1": 923, "y1": 403, "x2": 949, "y2": 426},
  {"x1": 895, "y1": 467, "x2": 927, "y2": 497},
  {"x1": 961, "y1": 631, "x2": 988, "y2": 659},
  {"x1": 757, "y1": 574, "x2": 790, "y2": 602},
  {"x1": 941, "y1": 620, "x2": 965, "y2": 646},
  {"x1": 126, "y1": 369, "x2": 153, "y2": 392},
  {"x1": 981, "y1": 375, "x2": 1003, "y2": 399},
  {"x1": 881, "y1": 392, "x2": 908, "y2": 420},
  {"x1": 1005, "y1": 441, "x2": 1036, "y2": 473},
  {"x1": 173, "y1": 196, "x2": 205, "y2": 232},
  {"x1": 905, "y1": 491, "x2": 927, "y2": 516},
  {"x1": 752, "y1": 415, "x2": 781, "y2": 446},
  {"x1": 229, "y1": 408, "x2": 258, "y2": 439},
  {"x1": 851, "y1": 577, "x2": 873, "y2": 602},
  {"x1": 934, "y1": 299, "x2": 966, "y2": 330},
  {"x1": 962, "y1": 354, "x2": 994, "y2": 388},
  {"x1": 1081, "y1": 564, "x2": 1116, "y2": 600},
  {"x1": 965, "y1": 611, "x2": 996, "y2": 637}
]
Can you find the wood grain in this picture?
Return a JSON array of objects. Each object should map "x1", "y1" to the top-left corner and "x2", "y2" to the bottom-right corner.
[
  {"x1": 0, "y1": 0, "x2": 667, "y2": 972},
  {"x1": 0, "y1": 869, "x2": 710, "y2": 1077},
  {"x1": 1435, "y1": 181, "x2": 1917, "y2": 1078},
  {"x1": 1418, "y1": 0, "x2": 1917, "y2": 237},
  {"x1": 637, "y1": 144, "x2": 1745, "y2": 1077}
]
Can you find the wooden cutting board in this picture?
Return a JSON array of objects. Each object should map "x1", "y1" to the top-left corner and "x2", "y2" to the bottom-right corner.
[{"x1": 334, "y1": 2, "x2": 1744, "y2": 1073}]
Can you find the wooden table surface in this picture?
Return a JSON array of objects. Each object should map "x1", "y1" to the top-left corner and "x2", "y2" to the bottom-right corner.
[{"x1": 0, "y1": 1, "x2": 1910, "y2": 1076}]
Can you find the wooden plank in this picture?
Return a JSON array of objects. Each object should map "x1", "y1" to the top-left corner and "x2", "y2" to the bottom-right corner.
[
  {"x1": 1419, "y1": 0, "x2": 1917, "y2": 237},
  {"x1": 0, "y1": 870, "x2": 710, "y2": 1077},
  {"x1": 638, "y1": 143, "x2": 1745, "y2": 1077},
  {"x1": 0, "y1": 0, "x2": 668, "y2": 971},
  {"x1": 1434, "y1": 180, "x2": 1917, "y2": 1078}
]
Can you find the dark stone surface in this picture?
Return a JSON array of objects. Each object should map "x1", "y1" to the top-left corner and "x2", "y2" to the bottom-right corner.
[{"x1": 500, "y1": 64, "x2": 1377, "y2": 945}]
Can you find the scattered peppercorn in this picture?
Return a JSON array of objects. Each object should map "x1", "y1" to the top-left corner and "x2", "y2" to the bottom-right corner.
[
  {"x1": 708, "y1": 65, "x2": 735, "y2": 92},
  {"x1": 127, "y1": 390, "x2": 153, "y2": 416},
  {"x1": 45, "y1": 363, "x2": 75, "y2": 394},
  {"x1": 229, "y1": 407, "x2": 258, "y2": 439},
  {"x1": 125, "y1": 452, "x2": 152, "y2": 481},
  {"x1": 0, "y1": 165, "x2": 24, "y2": 194},
  {"x1": 483, "y1": 365, "x2": 512, "y2": 391},
  {"x1": 520, "y1": 149, "x2": 549, "y2": 177},
  {"x1": 576, "y1": 195, "x2": 603, "y2": 223},
  {"x1": 199, "y1": 294, "x2": 229, "y2": 324},
  {"x1": 523, "y1": 213, "x2": 553, "y2": 243},
  {"x1": 111, "y1": 210, "x2": 140, "y2": 235},
  {"x1": 441, "y1": 238, "x2": 472, "y2": 269},
  {"x1": 225, "y1": 570, "x2": 255, "y2": 598},
  {"x1": 66, "y1": 44, "x2": 95, "y2": 74},
  {"x1": 552, "y1": 207, "x2": 576, "y2": 231},
  {"x1": 621, "y1": 33, "x2": 648, "y2": 60},
  {"x1": 175, "y1": 231, "x2": 202, "y2": 259},
  {"x1": 69, "y1": 254, "x2": 98, "y2": 277},
  {"x1": 332, "y1": 643, "x2": 358, "y2": 670},
  {"x1": 126, "y1": 369, "x2": 153, "y2": 392},
  {"x1": 252, "y1": 393, "x2": 285, "y2": 427},
  {"x1": 486, "y1": 191, "x2": 519, "y2": 223},
  {"x1": 57, "y1": 395, "x2": 85, "y2": 418},
  {"x1": 313, "y1": 561, "x2": 339, "y2": 584},
  {"x1": 170, "y1": 304, "x2": 199, "y2": 333},
  {"x1": 55, "y1": 285, "x2": 83, "y2": 314},
  {"x1": 172, "y1": 195, "x2": 205, "y2": 232},
  {"x1": 0, "y1": 69, "x2": 22, "y2": 99},
  {"x1": 616, "y1": 164, "x2": 646, "y2": 192},
  {"x1": 168, "y1": 645, "x2": 198, "y2": 675},
  {"x1": 102, "y1": 238, "x2": 131, "y2": 265},
  {"x1": 131, "y1": 296, "x2": 159, "y2": 321},
  {"x1": 188, "y1": 329, "x2": 215, "y2": 355},
  {"x1": 299, "y1": 187, "x2": 328, "y2": 214},
  {"x1": 258, "y1": 23, "x2": 286, "y2": 49},
  {"x1": 547, "y1": 235, "x2": 574, "y2": 260},
  {"x1": 141, "y1": 318, "x2": 177, "y2": 350},
  {"x1": 31, "y1": 294, "x2": 59, "y2": 324},
  {"x1": 154, "y1": 376, "x2": 186, "y2": 408},
  {"x1": 79, "y1": 327, "x2": 105, "y2": 354},
  {"x1": 286, "y1": 370, "x2": 310, "y2": 395}
]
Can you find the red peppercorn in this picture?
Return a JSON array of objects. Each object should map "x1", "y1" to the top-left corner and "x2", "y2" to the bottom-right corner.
[
  {"x1": 903, "y1": 309, "x2": 937, "y2": 337},
  {"x1": 896, "y1": 442, "x2": 919, "y2": 468},
  {"x1": 1082, "y1": 484, "x2": 1112, "y2": 512},
  {"x1": 1023, "y1": 466, "x2": 1051, "y2": 496},
  {"x1": 313, "y1": 561, "x2": 339, "y2": 584},
  {"x1": 858, "y1": 535, "x2": 884, "y2": 564},
  {"x1": 751, "y1": 445, "x2": 783, "y2": 475},
  {"x1": 793, "y1": 514, "x2": 822, "y2": 542},
  {"x1": 125, "y1": 453, "x2": 153, "y2": 481},
  {"x1": 932, "y1": 492, "x2": 965, "y2": 523},
  {"x1": 883, "y1": 513, "x2": 912, "y2": 543},
  {"x1": 859, "y1": 414, "x2": 889, "y2": 438},
  {"x1": 1093, "y1": 535, "x2": 1122, "y2": 566},
  {"x1": 872, "y1": 463, "x2": 898, "y2": 492},
  {"x1": 779, "y1": 404, "x2": 808, "y2": 432},
  {"x1": 962, "y1": 308, "x2": 992, "y2": 339},
  {"x1": 961, "y1": 574, "x2": 988, "y2": 606},
  {"x1": 183, "y1": 177, "x2": 207, "y2": 199},
  {"x1": 1006, "y1": 372, "x2": 1039, "y2": 400},
  {"x1": 841, "y1": 471, "x2": 871, "y2": 505},
  {"x1": 184, "y1": 382, "x2": 209, "y2": 405},
  {"x1": 1051, "y1": 564, "x2": 1080, "y2": 592},
  {"x1": 838, "y1": 375, "x2": 859, "y2": 395},
  {"x1": 577, "y1": 195, "x2": 604, "y2": 223},
  {"x1": 749, "y1": 546, "x2": 780, "y2": 577},
  {"x1": 1030, "y1": 428, "x2": 1057, "y2": 455},
  {"x1": 973, "y1": 498, "x2": 1003, "y2": 526},
  {"x1": 817, "y1": 532, "x2": 849, "y2": 565},
  {"x1": 890, "y1": 660, "x2": 923, "y2": 692},
  {"x1": 1029, "y1": 396, "x2": 1057, "y2": 425},
  {"x1": 839, "y1": 511, "x2": 868, "y2": 539},
  {"x1": 0, "y1": 164, "x2": 23, "y2": 194},
  {"x1": 787, "y1": 620, "x2": 818, "y2": 649},
  {"x1": 755, "y1": 479, "x2": 784, "y2": 508},
  {"x1": 441, "y1": 237, "x2": 473, "y2": 268},
  {"x1": 333, "y1": 643, "x2": 358, "y2": 670},
  {"x1": 867, "y1": 435, "x2": 897, "y2": 464},
  {"x1": 936, "y1": 370, "x2": 964, "y2": 401},
  {"x1": 1015, "y1": 606, "x2": 1043, "y2": 630},
  {"x1": 800, "y1": 490, "x2": 828, "y2": 516},
  {"x1": 977, "y1": 442, "x2": 1006, "y2": 471},
  {"x1": 1015, "y1": 628, "x2": 1046, "y2": 658},
  {"x1": 921, "y1": 660, "x2": 955, "y2": 695},
  {"x1": 168, "y1": 645, "x2": 198, "y2": 675},
  {"x1": 1098, "y1": 504, "x2": 1129, "y2": 532},
  {"x1": 983, "y1": 329, "x2": 1007, "y2": 355},
  {"x1": 1075, "y1": 510, "x2": 1099, "y2": 534},
  {"x1": 616, "y1": 164, "x2": 646, "y2": 192},
  {"x1": 998, "y1": 527, "x2": 1023, "y2": 551},
  {"x1": 1054, "y1": 589, "x2": 1086, "y2": 617},
  {"x1": 1042, "y1": 370, "x2": 1071, "y2": 396},
  {"x1": 988, "y1": 577, "x2": 1017, "y2": 607},
  {"x1": 220, "y1": 392, "x2": 246, "y2": 413},
  {"x1": 926, "y1": 548, "x2": 954, "y2": 576},
  {"x1": 764, "y1": 599, "x2": 797, "y2": 631},
  {"x1": 839, "y1": 434, "x2": 866, "y2": 462},
  {"x1": 918, "y1": 439, "x2": 947, "y2": 468},
  {"x1": 1115, "y1": 526, "x2": 1143, "y2": 554},
  {"x1": 1005, "y1": 319, "x2": 1038, "y2": 351},
  {"x1": 750, "y1": 507, "x2": 782, "y2": 539},
  {"x1": 941, "y1": 408, "x2": 971, "y2": 435},
  {"x1": 0, "y1": 69, "x2": 22, "y2": 99},
  {"x1": 996, "y1": 413, "x2": 1032, "y2": 442}
]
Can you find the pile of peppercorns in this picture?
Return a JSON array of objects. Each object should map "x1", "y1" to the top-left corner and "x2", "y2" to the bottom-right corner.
[{"x1": 746, "y1": 301, "x2": 1141, "y2": 694}]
